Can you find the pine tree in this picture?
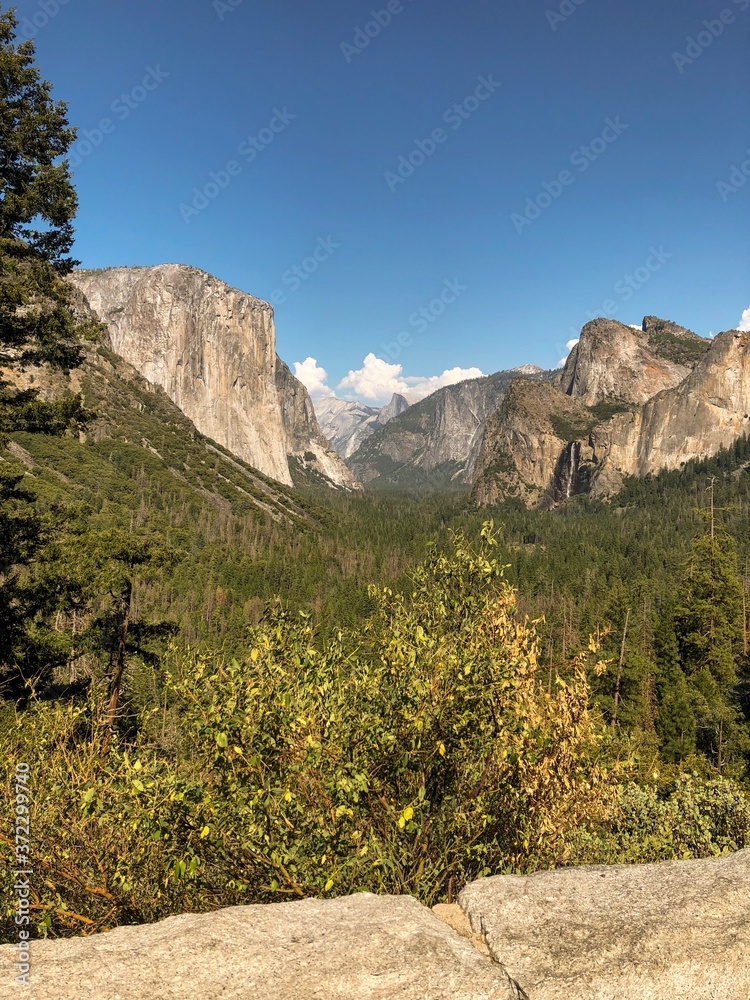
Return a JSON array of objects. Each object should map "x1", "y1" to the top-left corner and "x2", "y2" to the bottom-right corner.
[
  {"x1": 654, "y1": 601, "x2": 697, "y2": 761},
  {"x1": 0, "y1": 7, "x2": 93, "y2": 698},
  {"x1": 0, "y1": 5, "x2": 95, "y2": 420},
  {"x1": 673, "y1": 495, "x2": 749, "y2": 771},
  {"x1": 1, "y1": 6, "x2": 76, "y2": 261},
  {"x1": 64, "y1": 528, "x2": 179, "y2": 739}
]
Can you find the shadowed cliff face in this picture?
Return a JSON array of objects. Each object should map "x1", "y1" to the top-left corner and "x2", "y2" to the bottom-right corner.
[
  {"x1": 274, "y1": 360, "x2": 361, "y2": 486},
  {"x1": 473, "y1": 318, "x2": 747, "y2": 508},
  {"x1": 70, "y1": 265, "x2": 358, "y2": 490}
]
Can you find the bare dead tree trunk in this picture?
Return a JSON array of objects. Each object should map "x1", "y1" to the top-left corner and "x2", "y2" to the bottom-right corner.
[
  {"x1": 611, "y1": 609, "x2": 630, "y2": 731},
  {"x1": 103, "y1": 582, "x2": 132, "y2": 751},
  {"x1": 743, "y1": 559, "x2": 748, "y2": 657}
]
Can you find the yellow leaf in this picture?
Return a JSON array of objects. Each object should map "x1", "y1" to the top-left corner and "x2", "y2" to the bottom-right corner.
[
  {"x1": 324, "y1": 878, "x2": 334, "y2": 892},
  {"x1": 438, "y1": 742, "x2": 446, "y2": 756},
  {"x1": 250, "y1": 649, "x2": 259, "y2": 662},
  {"x1": 200, "y1": 826, "x2": 210, "y2": 839},
  {"x1": 284, "y1": 790, "x2": 292, "y2": 802},
  {"x1": 403, "y1": 806, "x2": 414, "y2": 821},
  {"x1": 398, "y1": 816, "x2": 405, "y2": 829}
]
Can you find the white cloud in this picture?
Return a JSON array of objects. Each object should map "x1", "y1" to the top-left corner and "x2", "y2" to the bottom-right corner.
[
  {"x1": 338, "y1": 354, "x2": 406, "y2": 403},
  {"x1": 337, "y1": 354, "x2": 484, "y2": 406},
  {"x1": 404, "y1": 366, "x2": 484, "y2": 398},
  {"x1": 557, "y1": 338, "x2": 579, "y2": 367},
  {"x1": 293, "y1": 357, "x2": 332, "y2": 399},
  {"x1": 739, "y1": 306, "x2": 750, "y2": 333}
]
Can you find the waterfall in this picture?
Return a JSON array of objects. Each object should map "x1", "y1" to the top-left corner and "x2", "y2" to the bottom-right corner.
[{"x1": 565, "y1": 441, "x2": 579, "y2": 498}]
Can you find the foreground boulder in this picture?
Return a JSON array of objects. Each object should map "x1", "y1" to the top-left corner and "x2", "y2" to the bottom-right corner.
[
  {"x1": 460, "y1": 848, "x2": 750, "y2": 999},
  {"x1": 0, "y1": 893, "x2": 520, "y2": 1000},
  {"x1": 2, "y1": 851, "x2": 748, "y2": 998}
]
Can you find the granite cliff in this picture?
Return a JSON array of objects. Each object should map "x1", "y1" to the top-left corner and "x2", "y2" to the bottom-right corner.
[
  {"x1": 70, "y1": 265, "x2": 358, "y2": 490},
  {"x1": 558, "y1": 315, "x2": 708, "y2": 405},
  {"x1": 595, "y1": 327, "x2": 750, "y2": 485},
  {"x1": 473, "y1": 380, "x2": 596, "y2": 508},
  {"x1": 473, "y1": 317, "x2": 748, "y2": 507}
]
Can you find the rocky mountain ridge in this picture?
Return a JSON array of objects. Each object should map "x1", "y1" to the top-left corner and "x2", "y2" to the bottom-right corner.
[
  {"x1": 558, "y1": 315, "x2": 708, "y2": 405},
  {"x1": 473, "y1": 316, "x2": 749, "y2": 507},
  {"x1": 314, "y1": 393, "x2": 410, "y2": 459},
  {"x1": 63, "y1": 272, "x2": 745, "y2": 507},
  {"x1": 70, "y1": 265, "x2": 358, "y2": 490}
]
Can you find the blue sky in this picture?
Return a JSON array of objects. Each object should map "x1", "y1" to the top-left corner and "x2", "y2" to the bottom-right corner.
[{"x1": 14, "y1": 0, "x2": 750, "y2": 404}]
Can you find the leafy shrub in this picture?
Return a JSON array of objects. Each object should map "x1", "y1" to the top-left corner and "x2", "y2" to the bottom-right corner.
[
  {"x1": 4, "y1": 526, "x2": 748, "y2": 942},
  {"x1": 0, "y1": 526, "x2": 613, "y2": 938},
  {"x1": 568, "y1": 774, "x2": 750, "y2": 865}
]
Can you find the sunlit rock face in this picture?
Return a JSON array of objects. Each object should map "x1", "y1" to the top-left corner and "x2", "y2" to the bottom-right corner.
[
  {"x1": 599, "y1": 329, "x2": 750, "y2": 479},
  {"x1": 71, "y1": 265, "x2": 358, "y2": 489},
  {"x1": 473, "y1": 318, "x2": 750, "y2": 508},
  {"x1": 558, "y1": 316, "x2": 705, "y2": 406}
]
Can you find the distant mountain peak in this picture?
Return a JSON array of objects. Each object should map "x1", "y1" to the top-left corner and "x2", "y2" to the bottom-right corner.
[
  {"x1": 377, "y1": 393, "x2": 411, "y2": 425},
  {"x1": 315, "y1": 392, "x2": 416, "y2": 459}
]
